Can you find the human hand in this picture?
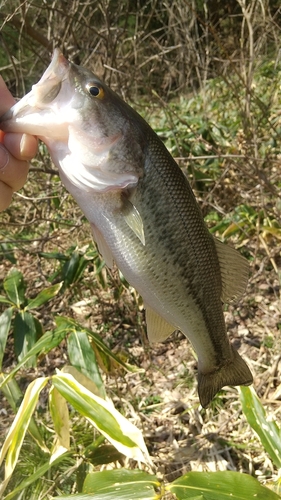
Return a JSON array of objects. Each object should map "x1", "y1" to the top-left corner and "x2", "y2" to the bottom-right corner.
[{"x1": 0, "y1": 76, "x2": 38, "y2": 211}]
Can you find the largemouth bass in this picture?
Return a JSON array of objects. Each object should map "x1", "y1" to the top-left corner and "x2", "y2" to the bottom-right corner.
[{"x1": 0, "y1": 49, "x2": 253, "y2": 407}]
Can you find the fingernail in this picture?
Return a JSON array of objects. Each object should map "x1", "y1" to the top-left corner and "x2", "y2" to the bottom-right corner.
[
  {"x1": 20, "y1": 133, "x2": 37, "y2": 159},
  {"x1": 20, "y1": 133, "x2": 28, "y2": 156},
  {"x1": 0, "y1": 144, "x2": 9, "y2": 170}
]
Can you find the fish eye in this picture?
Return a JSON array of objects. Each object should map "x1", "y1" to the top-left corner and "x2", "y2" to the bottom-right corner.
[
  {"x1": 88, "y1": 86, "x2": 99, "y2": 96},
  {"x1": 86, "y1": 83, "x2": 104, "y2": 99}
]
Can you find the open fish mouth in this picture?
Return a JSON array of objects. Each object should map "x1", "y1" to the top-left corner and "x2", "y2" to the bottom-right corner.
[{"x1": 0, "y1": 49, "x2": 72, "y2": 137}]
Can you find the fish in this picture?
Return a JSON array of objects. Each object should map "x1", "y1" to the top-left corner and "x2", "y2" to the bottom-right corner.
[{"x1": 0, "y1": 49, "x2": 253, "y2": 407}]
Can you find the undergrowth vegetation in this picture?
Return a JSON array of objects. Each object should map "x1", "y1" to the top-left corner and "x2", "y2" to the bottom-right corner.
[{"x1": 0, "y1": 1, "x2": 281, "y2": 499}]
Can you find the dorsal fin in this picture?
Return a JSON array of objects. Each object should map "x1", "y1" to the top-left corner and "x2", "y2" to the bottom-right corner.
[
  {"x1": 214, "y1": 238, "x2": 249, "y2": 303},
  {"x1": 145, "y1": 306, "x2": 175, "y2": 343}
]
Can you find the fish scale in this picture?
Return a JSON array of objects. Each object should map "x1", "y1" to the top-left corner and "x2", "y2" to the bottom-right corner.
[
  {"x1": 0, "y1": 49, "x2": 253, "y2": 407},
  {"x1": 122, "y1": 133, "x2": 226, "y2": 355}
]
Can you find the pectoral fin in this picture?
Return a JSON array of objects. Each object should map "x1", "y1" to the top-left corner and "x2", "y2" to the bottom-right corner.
[
  {"x1": 121, "y1": 198, "x2": 145, "y2": 245},
  {"x1": 214, "y1": 238, "x2": 249, "y2": 302},
  {"x1": 145, "y1": 306, "x2": 175, "y2": 343},
  {"x1": 91, "y1": 224, "x2": 114, "y2": 268}
]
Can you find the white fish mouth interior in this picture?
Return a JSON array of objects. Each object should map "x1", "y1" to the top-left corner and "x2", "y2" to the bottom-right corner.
[
  {"x1": 38, "y1": 49, "x2": 70, "y2": 85},
  {"x1": 58, "y1": 150, "x2": 138, "y2": 193}
]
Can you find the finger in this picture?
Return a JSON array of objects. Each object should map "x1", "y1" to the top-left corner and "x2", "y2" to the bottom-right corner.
[
  {"x1": 0, "y1": 144, "x2": 29, "y2": 192},
  {"x1": 0, "y1": 181, "x2": 14, "y2": 212},
  {"x1": 0, "y1": 76, "x2": 16, "y2": 112},
  {"x1": 3, "y1": 132, "x2": 38, "y2": 161}
]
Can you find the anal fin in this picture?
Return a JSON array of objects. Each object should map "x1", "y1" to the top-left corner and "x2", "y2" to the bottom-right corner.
[{"x1": 145, "y1": 306, "x2": 175, "y2": 343}]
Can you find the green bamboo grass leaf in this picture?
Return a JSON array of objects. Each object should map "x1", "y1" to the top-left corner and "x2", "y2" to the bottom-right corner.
[
  {"x1": 13, "y1": 311, "x2": 41, "y2": 367},
  {"x1": 53, "y1": 469, "x2": 159, "y2": 499},
  {"x1": 3, "y1": 268, "x2": 26, "y2": 307},
  {"x1": 27, "y1": 282, "x2": 63, "y2": 309},
  {"x1": 52, "y1": 496, "x2": 103, "y2": 500},
  {"x1": 3, "y1": 453, "x2": 71, "y2": 500},
  {"x1": 0, "y1": 377, "x2": 49, "y2": 497},
  {"x1": 62, "y1": 365, "x2": 105, "y2": 398},
  {"x1": 222, "y1": 221, "x2": 245, "y2": 238},
  {"x1": 0, "y1": 328, "x2": 68, "y2": 390},
  {"x1": 61, "y1": 251, "x2": 89, "y2": 288},
  {"x1": 240, "y1": 386, "x2": 281, "y2": 468},
  {"x1": 0, "y1": 307, "x2": 12, "y2": 370},
  {"x1": 0, "y1": 295, "x2": 14, "y2": 305},
  {"x1": 62, "y1": 251, "x2": 81, "y2": 285},
  {"x1": 84, "y1": 444, "x2": 124, "y2": 465},
  {"x1": 73, "y1": 254, "x2": 92, "y2": 281},
  {"x1": 0, "y1": 374, "x2": 48, "y2": 452},
  {"x1": 67, "y1": 330, "x2": 105, "y2": 398},
  {"x1": 82, "y1": 469, "x2": 159, "y2": 499},
  {"x1": 0, "y1": 243, "x2": 16, "y2": 264},
  {"x1": 169, "y1": 471, "x2": 281, "y2": 500},
  {"x1": 52, "y1": 371, "x2": 152, "y2": 466},
  {"x1": 39, "y1": 251, "x2": 69, "y2": 260},
  {"x1": 55, "y1": 316, "x2": 140, "y2": 373},
  {"x1": 49, "y1": 386, "x2": 70, "y2": 462},
  {"x1": 83, "y1": 469, "x2": 159, "y2": 492},
  {"x1": 0, "y1": 374, "x2": 23, "y2": 411}
]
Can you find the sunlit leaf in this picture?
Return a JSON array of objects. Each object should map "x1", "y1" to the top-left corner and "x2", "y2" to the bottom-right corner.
[
  {"x1": 49, "y1": 386, "x2": 70, "y2": 462},
  {"x1": 53, "y1": 469, "x2": 159, "y2": 499},
  {"x1": 0, "y1": 377, "x2": 49, "y2": 497},
  {"x1": 169, "y1": 471, "x2": 280, "y2": 499},
  {"x1": 222, "y1": 222, "x2": 244, "y2": 238},
  {"x1": 67, "y1": 330, "x2": 105, "y2": 398},
  {"x1": 52, "y1": 371, "x2": 152, "y2": 466},
  {"x1": 240, "y1": 386, "x2": 281, "y2": 468},
  {"x1": 3, "y1": 268, "x2": 26, "y2": 307},
  {"x1": 262, "y1": 226, "x2": 281, "y2": 240},
  {"x1": 62, "y1": 365, "x2": 104, "y2": 398},
  {"x1": 82, "y1": 469, "x2": 159, "y2": 499},
  {"x1": 27, "y1": 282, "x2": 63, "y2": 309},
  {"x1": 0, "y1": 307, "x2": 12, "y2": 370},
  {"x1": 0, "y1": 374, "x2": 48, "y2": 453}
]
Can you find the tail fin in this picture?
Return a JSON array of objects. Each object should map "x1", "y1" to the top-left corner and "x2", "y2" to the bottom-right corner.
[{"x1": 197, "y1": 346, "x2": 253, "y2": 408}]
